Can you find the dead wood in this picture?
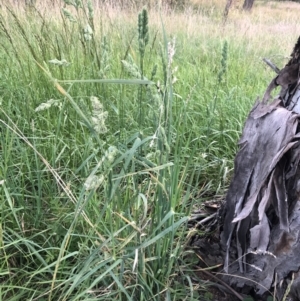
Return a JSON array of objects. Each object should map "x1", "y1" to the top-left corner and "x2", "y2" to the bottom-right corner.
[{"x1": 192, "y1": 36, "x2": 300, "y2": 301}]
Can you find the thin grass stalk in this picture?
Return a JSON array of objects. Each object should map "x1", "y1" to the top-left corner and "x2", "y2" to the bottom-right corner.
[
  {"x1": 0, "y1": 11, "x2": 25, "y2": 76},
  {"x1": 6, "y1": 6, "x2": 39, "y2": 61},
  {"x1": 138, "y1": 9, "x2": 149, "y2": 130},
  {"x1": 0, "y1": 109, "x2": 107, "y2": 244}
]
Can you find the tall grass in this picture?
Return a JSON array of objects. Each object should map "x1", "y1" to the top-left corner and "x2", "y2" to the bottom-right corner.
[{"x1": 0, "y1": 0, "x2": 299, "y2": 300}]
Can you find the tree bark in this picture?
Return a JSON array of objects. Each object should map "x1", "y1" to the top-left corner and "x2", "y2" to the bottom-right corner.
[
  {"x1": 191, "y1": 36, "x2": 300, "y2": 301},
  {"x1": 243, "y1": 0, "x2": 255, "y2": 11},
  {"x1": 223, "y1": 0, "x2": 232, "y2": 20}
]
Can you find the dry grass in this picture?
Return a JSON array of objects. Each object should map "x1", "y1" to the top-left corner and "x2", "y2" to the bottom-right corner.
[{"x1": 5, "y1": 0, "x2": 300, "y2": 50}]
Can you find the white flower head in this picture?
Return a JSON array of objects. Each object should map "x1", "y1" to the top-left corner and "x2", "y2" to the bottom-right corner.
[
  {"x1": 168, "y1": 37, "x2": 176, "y2": 67},
  {"x1": 149, "y1": 132, "x2": 157, "y2": 148},
  {"x1": 84, "y1": 175, "x2": 104, "y2": 190},
  {"x1": 84, "y1": 24, "x2": 93, "y2": 35},
  {"x1": 106, "y1": 146, "x2": 118, "y2": 163},
  {"x1": 84, "y1": 24, "x2": 93, "y2": 41},
  {"x1": 90, "y1": 96, "x2": 108, "y2": 134},
  {"x1": 48, "y1": 59, "x2": 70, "y2": 66},
  {"x1": 35, "y1": 99, "x2": 61, "y2": 112}
]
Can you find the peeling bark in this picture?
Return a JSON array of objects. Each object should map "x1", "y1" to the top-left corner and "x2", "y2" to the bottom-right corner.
[{"x1": 192, "y1": 36, "x2": 300, "y2": 301}]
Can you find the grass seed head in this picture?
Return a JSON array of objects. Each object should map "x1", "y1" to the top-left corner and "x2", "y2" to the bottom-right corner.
[
  {"x1": 90, "y1": 96, "x2": 108, "y2": 134},
  {"x1": 62, "y1": 8, "x2": 77, "y2": 22},
  {"x1": 122, "y1": 56, "x2": 142, "y2": 78},
  {"x1": 35, "y1": 99, "x2": 61, "y2": 112},
  {"x1": 106, "y1": 146, "x2": 118, "y2": 163},
  {"x1": 168, "y1": 37, "x2": 176, "y2": 68},
  {"x1": 74, "y1": 0, "x2": 83, "y2": 8},
  {"x1": 87, "y1": 0, "x2": 94, "y2": 19},
  {"x1": 84, "y1": 175, "x2": 104, "y2": 190},
  {"x1": 138, "y1": 9, "x2": 149, "y2": 56},
  {"x1": 48, "y1": 58, "x2": 70, "y2": 66},
  {"x1": 84, "y1": 24, "x2": 93, "y2": 41}
]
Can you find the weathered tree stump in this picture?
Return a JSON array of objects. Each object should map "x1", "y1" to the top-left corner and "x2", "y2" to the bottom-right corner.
[{"x1": 192, "y1": 37, "x2": 300, "y2": 301}]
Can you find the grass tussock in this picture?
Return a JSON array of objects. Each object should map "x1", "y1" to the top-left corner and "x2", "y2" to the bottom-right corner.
[{"x1": 0, "y1": 0, "x2": 299, "y2": 300}]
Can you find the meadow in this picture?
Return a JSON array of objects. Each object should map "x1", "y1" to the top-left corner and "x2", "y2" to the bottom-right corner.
[{"x1": 0, "y1": 0, "x2": 300, "y2": 300}]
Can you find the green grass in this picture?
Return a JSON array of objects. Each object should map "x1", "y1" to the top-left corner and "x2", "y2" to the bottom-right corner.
[{"x1": 0, "y1": 0, "x2": 299, "y2": 300}]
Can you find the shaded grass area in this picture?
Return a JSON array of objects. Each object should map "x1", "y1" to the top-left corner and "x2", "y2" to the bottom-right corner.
[{"x1": 0, "y1": 0, "x2": 299, "y2": 300}]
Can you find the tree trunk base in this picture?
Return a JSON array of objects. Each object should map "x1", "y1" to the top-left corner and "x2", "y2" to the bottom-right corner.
[{"x1": 191, "y1": 37, "x2": 300, "y2": 301}]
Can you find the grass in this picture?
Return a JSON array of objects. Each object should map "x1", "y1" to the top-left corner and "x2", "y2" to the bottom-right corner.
[{"x1": 0, "y1": 0, "x2": 299, "y2": 300}]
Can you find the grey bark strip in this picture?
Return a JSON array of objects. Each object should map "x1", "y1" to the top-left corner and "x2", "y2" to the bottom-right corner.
[{"x1": 218, "y1": 36, "x2": 300, "y2": 299}]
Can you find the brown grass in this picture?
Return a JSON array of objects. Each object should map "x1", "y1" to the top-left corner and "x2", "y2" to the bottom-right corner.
[{"x1": 4, "y1": 0, "x2": 300, "y2": 66}]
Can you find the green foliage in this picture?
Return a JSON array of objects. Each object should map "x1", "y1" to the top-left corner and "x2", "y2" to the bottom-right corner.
[
  {"x1": 0, "y1": 3, "x2": 200, "y2": 300},
  {"x1": 0, "y1": 0, "x2": 288, "y2": 300}
]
